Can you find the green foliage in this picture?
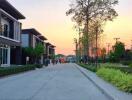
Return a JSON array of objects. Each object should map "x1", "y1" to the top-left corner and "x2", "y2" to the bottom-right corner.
[
  {"x1": 124, "y1": 50, "x2": 132, "y2": 60},
  {"x1": 129, "y1": 64, "x2": 132, "y2": 68},
  {"x1": 66, "y1": 0, "x2": 118, "y2": 57},
  {"x1": 78, "y1": 63, "x2": 97, "y2": 72},
  {"x1": 35, "y1": 64, "x2": 43, "y2": 68},
  {"x1": 97, "y1": 68, "x2": 132, "y2": 93},
  {"x1": 101, "y1": 63, "x2": 132, "y2": 74},
  {"x1": 114, "y1": 42, "x2": 125, "y2": 58},
  {"x1": 109, "y1": 42, "x2": 125, "y2": 62},
  {"x1": 120, "y1": 60, "x2": 132, "y2": 66},
  {"x1": 55, "y1": 54, "x2": 65, "y2": 58},
  {"x1": 34, "y1": 43, "x2": 44, "y2": 58},
  {"x1": 23, "y1": 47, "x2": 34, "y2": 57},
  {"x1": 0, "y1": 65, "x2": 36, "y2": 77},
  {"x1": 23, "y1": 43, "x2": 45, "y2": 64}
]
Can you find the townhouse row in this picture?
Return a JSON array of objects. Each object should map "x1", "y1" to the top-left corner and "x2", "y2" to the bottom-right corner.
[{"x1": 0, "y1": 0, "x2": 55, "y2": 66}]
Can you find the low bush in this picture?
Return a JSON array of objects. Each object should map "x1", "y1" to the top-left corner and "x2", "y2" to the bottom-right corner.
[
  {"x1": 0, "y1": 65, "x2": 36, "y2": 77},
  {"x1": 101, "y1": 63, "x2": 132, "y2": 74},
  {"x1": 35, "y1": 64, "x2": 43, "y2": 68},
  {"x1": 97, "y1": 68, "x2": 132, "y2": 93},
  {"x1": 100, "y1": 63, "x2": 121, "y2": 68},
  {"x1": 120, "y1": 60, "x2": 132, "y2": 66},
  {"x1": 129, "y1": 64, "x2": 132, "y2": 68},
  {"x1": 78, "y1": 63, "x2": 97, "y2": 72}
]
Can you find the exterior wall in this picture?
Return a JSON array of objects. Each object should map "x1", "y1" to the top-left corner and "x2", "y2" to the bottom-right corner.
[
  {"x1": 0, "y1": 10, "x2": 21, "y2": 66},
  {"x1": 21, "y1": 31, "x2": 46, "y2": 65},
  {"x1": 32, "y1": 35, "x2": 36, "y2": 48},
  {"x1": 0, "y1": 9, "x2": 21, "y2": 42}
]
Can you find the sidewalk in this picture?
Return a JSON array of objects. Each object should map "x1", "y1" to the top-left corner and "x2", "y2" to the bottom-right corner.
[{"x1": 75, "y1": 64, "x2": 132, "y2": 100}]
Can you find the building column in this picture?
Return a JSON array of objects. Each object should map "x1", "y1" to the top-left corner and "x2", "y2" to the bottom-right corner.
[
  {"x1": 15, "y1": 46, "x2": 22, "y2": 65},
  {"x1": 0, "y1": 10, "x2": 1, "y2": 23},
  {"x1": 0, "y1": 10, "x2": 2, "y2": 33},
  {"x1": 41, "y1": 55, "x2": 43, "y2": 64},
  {"x1": 7, "y1": 46, "x2": 10, "y2": 66}
]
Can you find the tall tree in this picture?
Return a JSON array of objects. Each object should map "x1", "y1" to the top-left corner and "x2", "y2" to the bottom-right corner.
[{"x1": 66, "y1": 0, "x2": 118, "y2": 60}]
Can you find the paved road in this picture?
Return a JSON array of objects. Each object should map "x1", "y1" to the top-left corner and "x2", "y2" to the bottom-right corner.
[{"x1": 0, "y1": 64, "x2": 110, "y2": 100}]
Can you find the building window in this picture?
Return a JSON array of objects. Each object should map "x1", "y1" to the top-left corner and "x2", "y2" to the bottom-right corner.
[
  {"x1": 21, "y1": 34, "x2": 29, "y2": 47},
  {"x1": 14, "y1": 21, "x2": 21, "y2": 41},
  {"x1": 3, "y1": 24, "x2": 9, "y2": 37},
  {"x1": 0, "y1": 44, "x2": 9, "y2": 65}
]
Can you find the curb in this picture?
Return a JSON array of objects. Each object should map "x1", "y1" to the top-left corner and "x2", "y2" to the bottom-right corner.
[{"x1": 74, "y1": 64, "x2": 114, "y2": 100}]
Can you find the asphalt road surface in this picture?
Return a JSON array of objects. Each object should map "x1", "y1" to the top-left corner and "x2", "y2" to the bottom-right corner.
[{"x1": 0, "y1": 63, "x2": 110, "y2": 100}]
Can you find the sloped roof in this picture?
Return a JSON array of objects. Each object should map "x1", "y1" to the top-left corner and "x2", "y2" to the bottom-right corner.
[
  {"x1": 0, "y1": 0, "x2": 25, "y2": 19},
  {"x1": 22, "y1": 28, "x2": 47, "y2": 40}
]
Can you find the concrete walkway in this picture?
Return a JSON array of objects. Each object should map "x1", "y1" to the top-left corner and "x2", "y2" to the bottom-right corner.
[{"x1": 0, "y1": 63, "x2": 111, "y2": 100}]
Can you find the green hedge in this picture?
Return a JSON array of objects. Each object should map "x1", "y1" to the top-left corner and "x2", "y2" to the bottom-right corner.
[
  {"x1": 97, "y1": 68, "x2": 132, "y2": 93},
  {"x1": 108, "y1": 67, "x2": 132, "y2": 74},
  {"x1": 120, "y1": 60, "x2": 132, "y2": 66},
  {"x1": 0, "y1": 65, "x2": 36, "y2": 77},
  {"x1": 101, "y1": 63, "x2": 132, "y2": 74},
  {"x1": 35, "y1": 64, "x2": 43, "y2": 68},
  {"x1": 78, "y1": 63, "x2": 97, "y2": 72},
  {"x1": 129, "y1": 64, "x2": 132, "y2": 68}
]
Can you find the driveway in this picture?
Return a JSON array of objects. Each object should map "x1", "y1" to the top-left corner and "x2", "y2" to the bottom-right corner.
[{"x1": 0, "y1": 64, "x2": 110, "y2": 100}]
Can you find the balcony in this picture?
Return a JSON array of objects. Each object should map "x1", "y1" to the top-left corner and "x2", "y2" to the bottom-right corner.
[{"x1": 0, "y1": 9, "x2": 21, "y2": 42}]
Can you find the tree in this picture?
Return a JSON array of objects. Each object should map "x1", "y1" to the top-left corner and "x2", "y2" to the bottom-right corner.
[
  {"x1": 124, "y1": 50, "x2": 132, "y2": 60},
  {"x1": 109, "y1": 42, "x2": 125, "y2": 62},
  {"x1": 24, "y1": 47, "x2": 34, "y2": 57},
  {"x1": 101, "y1": 48, "x2": 106, "y2": 63},
  {"x1": 114, "y1": 42, "x2": 125, "y2": 60},
  {"x1": 23, "y1": 43, "x2": 45, "y2": 64},
  {"x1": 34, "y1": 43, "x2": 45, "y2": 63},
  {"x1": 66, "y1": 0, "x2": 118, "y2": 62}
]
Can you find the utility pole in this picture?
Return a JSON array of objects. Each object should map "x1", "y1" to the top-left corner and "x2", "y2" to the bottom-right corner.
[
  {"x1": 131, "y1": 40, "x2": 132, "y2": 51},
  {"x1": 114, "y1": 38, "x2": 120, "y2": 43},
  {"x1": 106, "y1": 43, "x2": 111, "y2": 55}
]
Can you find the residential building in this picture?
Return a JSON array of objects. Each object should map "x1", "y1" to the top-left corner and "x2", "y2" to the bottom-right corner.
[
  {"x1": 0, "y1": 0, "x2": 25, "y2": 66},
  {"x1": 21, "y1": 28, "x2": 47, "y2": 64},
  {"x1": 46, "y1": 42, "x2": 55, "y2": 59}
]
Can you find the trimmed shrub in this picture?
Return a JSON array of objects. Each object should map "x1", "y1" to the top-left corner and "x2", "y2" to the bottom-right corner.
[
  {"x1": 129, "y1": 64, "x2": 132, "y2": 68},
  {"x1": 97, "y1": 68, "x2": 132, "y2": 93},
  {"x1": 121, "y1": 61, "x2": 132, "y2": 66},
  {"x1": 35, "y1": 64, "x2": 43, "y2": 68},
  {"x1": 78, "y1": 63, "x2": 97, "y2": 72},
  {"x1": 101, "y1": 63, "x2": 132, "y2": 74},
  {"x1": 0, "y1": 65, "x2": 36, "y2": 77}
]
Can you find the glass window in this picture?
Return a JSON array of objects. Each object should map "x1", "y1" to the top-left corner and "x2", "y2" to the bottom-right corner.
[
  {"x1": 0, "y1": 44, "x2": 9, "y2": 65},
  {"x1": 0, "y1": 48, "x2": 2, "y2": 65}
]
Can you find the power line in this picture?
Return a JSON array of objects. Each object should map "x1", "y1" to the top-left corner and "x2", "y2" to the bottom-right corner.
[{"x1": 106, "y1": 43, "x2": 111, "y2": 54}]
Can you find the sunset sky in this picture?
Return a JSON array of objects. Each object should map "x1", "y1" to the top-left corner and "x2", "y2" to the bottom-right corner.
[{"x1": 8, "y1": 0, "x2": 132, "y2": 55}]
